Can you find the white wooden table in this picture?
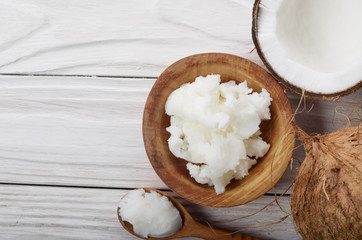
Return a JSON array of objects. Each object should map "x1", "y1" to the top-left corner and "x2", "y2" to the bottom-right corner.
[{"x1": 0, "y1": 1, "x2": 360, "y2": 239}]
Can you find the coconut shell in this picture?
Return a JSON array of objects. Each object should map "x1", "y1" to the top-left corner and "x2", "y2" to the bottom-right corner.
[
  {"x1": 252, "y1": 0, "x2": 362, "y2": 99},
  {"x1": 291, "y1": 125, "x2": 362, "y2": 240}
]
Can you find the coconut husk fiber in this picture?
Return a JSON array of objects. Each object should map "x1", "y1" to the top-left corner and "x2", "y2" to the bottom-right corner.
[{"x1": 291, "y1": 124, "x2": 362, "y2": 240}]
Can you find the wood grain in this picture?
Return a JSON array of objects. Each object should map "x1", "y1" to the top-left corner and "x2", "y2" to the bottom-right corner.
[
  {"x1": 143, "y1": 53, "x2": 295, "y2": 207},
  {"x1": 0, "y1": 184, "x2": 301, "y2": 240},
  {"x1": 0, "y1": 75, "x2": 360, "y2": 194},
  {"x1": 0, "y1": 0, "x2": 259, "y2": 77}
]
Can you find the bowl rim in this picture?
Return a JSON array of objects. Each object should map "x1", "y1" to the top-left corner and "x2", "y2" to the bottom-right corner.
[{"x1": 143, "y1": 52, "x2": 295, "y2": 207}]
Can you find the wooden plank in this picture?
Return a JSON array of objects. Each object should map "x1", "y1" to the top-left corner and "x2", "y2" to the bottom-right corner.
[
  {"x1": 0, "y1": 0, "x2": 260, "y2": 77},
  {"x1": 0, "y1": 75, "x2": 165, "y2": 189},
  {"x1": 0, "y1": 184, "x2": 301, "y2": 240},
  {"x1": 0, "y1": 76, "x2": 360, "y2": 193}
]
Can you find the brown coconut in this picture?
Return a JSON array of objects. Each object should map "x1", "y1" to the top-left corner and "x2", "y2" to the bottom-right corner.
[{"x1": 291, "y1": 125, "x2": 362, "y2": 240}]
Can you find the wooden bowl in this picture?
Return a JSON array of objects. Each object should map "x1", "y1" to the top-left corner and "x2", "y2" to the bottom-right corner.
[{"x1": 143, "y1": 53, "x2": 295, "y2": 207}]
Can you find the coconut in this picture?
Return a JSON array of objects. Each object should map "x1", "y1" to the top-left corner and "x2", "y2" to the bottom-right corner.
[
  {"x1": 291, "y1": 124, "x2": 362, "y2": 239},
  {"x1": 252, "y1": 0, "x2": 362, "y2": 98}
]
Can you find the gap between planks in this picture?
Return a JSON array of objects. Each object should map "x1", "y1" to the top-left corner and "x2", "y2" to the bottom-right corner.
[
  {"x1": 0, "y1": 73, "x2": 157, "y2": 79},
  {"x1": 0, "y1": 182, "x2": 291, "y2": 197}
]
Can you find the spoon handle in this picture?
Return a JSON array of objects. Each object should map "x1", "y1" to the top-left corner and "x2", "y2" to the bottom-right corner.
[{"x1": 188, "y1": 221, "x2": 261, "y2": 240}]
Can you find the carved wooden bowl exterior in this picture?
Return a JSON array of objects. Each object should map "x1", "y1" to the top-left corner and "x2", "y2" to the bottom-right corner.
[{"x1": 143, "y1": 53, "x2": 295, "y2": 207}]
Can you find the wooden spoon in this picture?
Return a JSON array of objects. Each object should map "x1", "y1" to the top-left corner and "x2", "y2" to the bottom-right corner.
[{"x1": 117, "y1": 188, "x2": 261, "y2": 240}]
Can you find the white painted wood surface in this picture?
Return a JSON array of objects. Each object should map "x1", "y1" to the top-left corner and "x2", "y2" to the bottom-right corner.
[
  {"x1": 0, "y1": 0, "x2": 360, "y2": 239},
  {"x1": 0, "y1": 185, "x2": 301, "y2": 240},
  {"x1": 0, "y1": 0, "x2": 258, "y2": 77}
]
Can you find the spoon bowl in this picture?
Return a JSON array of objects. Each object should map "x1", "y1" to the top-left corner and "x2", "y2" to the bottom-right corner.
[{"x1": 117, "y1": 188, "x2": 261, "y2": 239}]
